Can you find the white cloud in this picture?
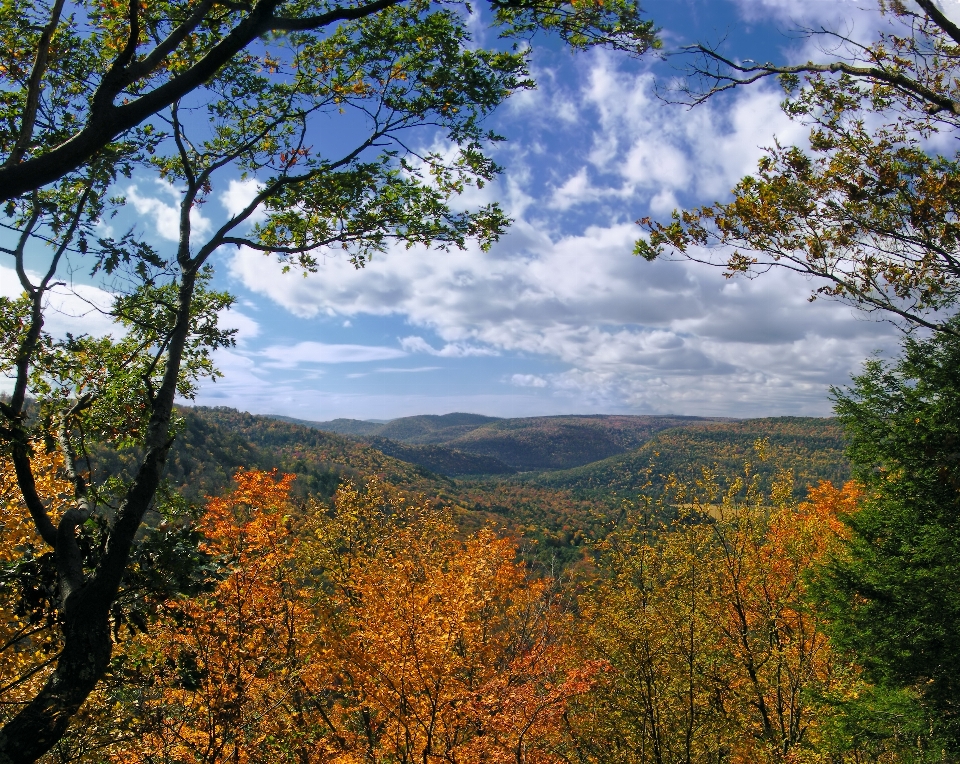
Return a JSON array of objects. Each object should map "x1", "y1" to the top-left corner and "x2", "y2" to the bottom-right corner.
[
  {"x1": 127, "y1": 181, "x2": 212, "y2": 242},
  {"x1": 217, "y1": 308, "x2": 260, "y2": 345},
  {"x1": 510, "y1": 374, "x2": 548, "y2": 388},
  {"x1": 730, "y1": 0, "x2": 876, "y2": 27},
  {"x1": 376, "y1": 366, "x2": 441, "y2": 373},
  {"x1": 229, "y1": 212, "x2": 898, "y2": 416},
  {"x1": 258, "y1": 341, "x2": 407, "y2": 367},
  {"x1": 219, "y1": 9, "x2": 904, "y2": 417},
  {"x1": 399, "y1": 336, "x2": 499, "y2": 357},
  {"x1": 580, "y1": 57, "x2": 808, "y2": 202},
  {"x1": 0, "y1": 266, "x2": 118, "y2": 339},
  {"x1": 220, "y1": 178, "x2": 266, "y2": 223}
]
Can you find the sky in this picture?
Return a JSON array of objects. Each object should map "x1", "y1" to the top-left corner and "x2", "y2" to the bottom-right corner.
[{"x1": 6, "y1": 0, "x2": 953, "y2": 422}]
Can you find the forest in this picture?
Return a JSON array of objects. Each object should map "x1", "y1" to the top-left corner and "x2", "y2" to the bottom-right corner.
[{"x1": 2, "y1": 0, "x2": 960, "y2": 762}]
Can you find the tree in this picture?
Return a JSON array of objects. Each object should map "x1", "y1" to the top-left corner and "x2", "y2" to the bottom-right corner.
[
  {"x1": 0, "y1": 1, "x2": 659, "y2": 759},
  {"x1": 636, "y1": 0, "x2": 960, "y2": 336},
  {"x1": 0, "y1": 0, "x2": 657, "y2": 201},
  {"x1": 306, "y1": 479, "x2": 594, "y2": 763},
  {"x1": 570, "y1": 458, "x2": 863, "y2": 763},
  {"x1": 817, "y1": 316, "x2": 960, "y2": 752},
  {"x1": 101, "y1": 468, "x2": 319, "y2": 764},
  {"x1": 0, "y1": 449, "x2": 73, "y2": 722},
  {"x1": 91, "y1": 475, "x2": 591, "y2": 763}
]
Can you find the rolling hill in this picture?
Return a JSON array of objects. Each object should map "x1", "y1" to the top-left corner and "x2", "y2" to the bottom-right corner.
[
  {"x1": 284, "y1": 412, "x2": 719, "y2": 472},
  {"x1": 527, "y1": 417, "x2": 850, "y2": 498},
  {"x1": 87, "y1": 406, "x2": 854, "y2": 566}
]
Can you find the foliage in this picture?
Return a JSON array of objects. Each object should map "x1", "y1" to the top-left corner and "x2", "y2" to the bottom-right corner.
[
  {"x1": 0, "y1": 448, "x2": 72, "y2": 717},
  {"x1": 74, "y1": 471, "x2": 592, "y2": 763},
  {"x1": 362, "y1": 436, "x2": 517, "y2": 476},
  {"x1": 306, "y1": 478, "x2": 594, "y2": 762},
  {"x1": 97, "y1": 406, "x2": 618, "y2": 568},
  {"x1": 0, "y1": 446, "x2": 213, "y2": 760},
  {"x1": 0, "y1": 0, "x2": 661, "y2": 752},
  {"x1": 817, "y1": 317, "x2": 960, "y2": 751},
  {"x1": 329, "y1": 413, "x2": 706, "y2": 471},
  {"x1": 531, "y1": 417, "x2": 850, "y2": 500},
  {"x1": 637, "y1": 0, "x2": 960, "y2": 335},
  {"x1": 570, "y1": 459, "x2": 869, "y2": 763},
  {"x1": 95, "y1": 469, "x2": 318, "y2": 764},
  {"x1": 0, "y1": 0, "x2": 659, "y2": 201}
]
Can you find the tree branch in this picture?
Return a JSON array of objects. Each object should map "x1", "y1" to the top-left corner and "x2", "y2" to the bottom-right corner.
[
  {"x1": 684, "y1": 44, "x2": 960, "y2": 115},
  {"x1": 4, "y1": 0, "x2": 67, "y2": 167},
  {"x1": 118, "y1": 0, "x2": 217, "y2": 88},
  {"x1": 55, "y1": 396, "x2": 96, "y2": 597},
  {"x1": 915, "y1": 0, "x2": 960, "y2": 48},
  {"x1": 0, "y1": 0, "x2": 405, "y2": 202}
]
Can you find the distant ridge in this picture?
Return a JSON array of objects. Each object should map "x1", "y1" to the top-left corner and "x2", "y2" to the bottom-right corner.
[
  {"x1": 529, "y1": 416, "x2": 849, "y2": 497},
  {"x1": 265, "y1": 412, "x2": 719, "y2": 472},
  {"x1": 270, "y1": 416, "x2": 385, "y2": 436}
]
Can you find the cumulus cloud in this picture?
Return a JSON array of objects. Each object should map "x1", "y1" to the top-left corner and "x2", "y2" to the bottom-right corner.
[
  {"x1": 220, "y1": 17, "x2": 901, "y2": 416},
  {"x1": 510, "y1": 374, "x2": 548, "y2": 388},
  {"x1": 580, "y1": 57, "x2": 808, "y2": 204},
  {"x1": 376, "y1": 366, "x2": 441, "y2": 373},
  {"x1": 220, "y1": 178, "x2": 266, "y2": 223},
  {"x1": 127, "y1": 181, "x2": 211, "y2": 242},
  {"x1": 0, "y1": 266, "x2": 117, "y2": 339},
  {"x1": 400, "y1": 336, "x2": 499, "y2": 357},
  {"x1": 216, "y1": 308, "x2": 260, "y2": 345}
]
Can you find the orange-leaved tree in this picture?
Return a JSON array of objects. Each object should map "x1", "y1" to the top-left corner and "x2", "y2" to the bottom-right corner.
[
  {"x1": 571, "y1": 451, "x2": 862, "y2": 764},
  {"x1": 0, "y1": 448, "x2": 72, "y2": 717},
  {"x1": 307, "y1": 479, "x2": 596, "y2": 763},
  {"x1": 94, "y1": 472, "x2": 592, "y2": 763},
  {"x1": 106, "y1": 468, "x2": 321, "y2": 764}
]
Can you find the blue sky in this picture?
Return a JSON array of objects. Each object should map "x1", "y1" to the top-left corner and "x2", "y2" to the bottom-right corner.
[{"x1": 6, "y1": 0, "x2": 945, "y2": 421}]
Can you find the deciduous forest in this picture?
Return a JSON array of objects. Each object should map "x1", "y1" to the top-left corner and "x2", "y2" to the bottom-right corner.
[{"x1": 2, "y1": 0, "x2": 960, "y2": 762}]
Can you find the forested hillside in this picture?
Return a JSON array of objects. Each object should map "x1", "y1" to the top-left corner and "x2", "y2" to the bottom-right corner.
[
  {"x1": 115, "y1": 407, "x2": 851, "y2": 566},
  {"x1": 162, "y1": 407, "x2": 848, "y2": 506},
  {"x1": 299, "y1": 412, "x2": 716, "y2": 470},
  {"x1": 129, "y1": 407, "x2": 614, "y2": 565},
  {"x1": 530, "y1": 417, "x2": 850, "y2": 498}
]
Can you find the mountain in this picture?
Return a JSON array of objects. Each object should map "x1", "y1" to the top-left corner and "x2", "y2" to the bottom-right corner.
[
  {"x1": 375, "y1": 413, "x2": 503, "y2": 441},
  {"x1": 106, "y1": 406, "x2": 612, "y2": 566},
  {"x1": 90, "y1": 406, "x2": 439, "y2": 504},
  {"x1": 364, "y1": 437, "x2": 516, "y2": 476},
  {"x1": 436, "y1": 415, "x2": 713, "y2": 470},
  {"x1": 269, "y1": 416, "x2": 386, "y2": 436}
]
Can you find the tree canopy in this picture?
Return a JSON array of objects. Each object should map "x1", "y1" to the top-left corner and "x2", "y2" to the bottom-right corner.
[
  {"x1": 0, "y1": 0, "x2": 657, "y2": 200},
  {"x1": 636, "y1": 0, "x2": 960, "y2": 335}
]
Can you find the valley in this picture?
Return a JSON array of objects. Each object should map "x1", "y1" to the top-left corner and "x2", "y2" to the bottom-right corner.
[{"x1": 146, "y1": 406, "x2": 851, "y2": 566}]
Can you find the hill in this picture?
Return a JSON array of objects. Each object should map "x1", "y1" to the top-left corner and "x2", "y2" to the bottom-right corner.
[
  {"x1": 364, "y1": 437, "x2": 516, "y2": 476},
  {"x1": 84, "y1": 407, "x2": 853, "y2": 567},
  {"x1": 271, "y1": 416, "x2": 386, "y2": 437},
  {"x1": 280, "y1": 412, "x2": 718, "y2": 472},
  {"x1": 90, "y1": 406, "x2": 439, "y2": 504},
  {"x1": 528, "y1": 417, "x2": 849, "y2": 498},
  {"x1": 92, "y1": 406, "x2": 612, "y2": 566},
  {"x1": 438, "y1": 415, "x2": 712, "y2": 470}
]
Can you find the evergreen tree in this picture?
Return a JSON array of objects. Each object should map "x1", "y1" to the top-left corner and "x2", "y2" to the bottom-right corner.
[{"x1": 821, "y1": 320, "x2": 960, "y2": 749}]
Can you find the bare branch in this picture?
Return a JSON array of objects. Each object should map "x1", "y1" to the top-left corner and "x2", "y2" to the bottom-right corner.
[{"x1": 684, "y1": 43, "x2": 960, "y2": 115}]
